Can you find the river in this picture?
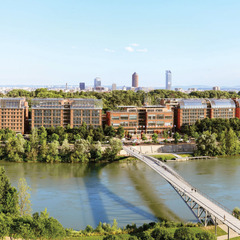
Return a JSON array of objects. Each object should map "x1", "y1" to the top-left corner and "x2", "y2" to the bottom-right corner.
[{"x1": 1, "y1": 157, "x2": 240, "y2": 230}]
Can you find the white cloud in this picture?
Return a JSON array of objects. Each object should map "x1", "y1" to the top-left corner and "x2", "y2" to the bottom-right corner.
[
  {"x1": 125, "y1": 46, "x2": 134, "y2": 52},
  {"x1": 130, "y1": 43, "x2": 139, "y2": 47},
  {"x1": 136, "y1": 48, "x2": 148, "y2": 53},
  {"x1": 104, "y1": 48, "x2": 115, "y2": 53}
]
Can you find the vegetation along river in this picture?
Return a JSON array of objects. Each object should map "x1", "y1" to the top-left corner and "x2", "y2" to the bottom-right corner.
[{"x1": 1, "y1": 156, "x2": 240, "y2": 230}]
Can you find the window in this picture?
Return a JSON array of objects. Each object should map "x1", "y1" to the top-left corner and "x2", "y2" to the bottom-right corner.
[
  {"x1": 156, "y1": 121, "x2": 164, "y2": 126},
  {"x1": 120, "y1": 115, "x2": 128, "y2": 120},
  {"x1": 112, "y1": 116, "x2": 120, "y2": 120},
  {"x1": 129, "y1": 115, "x2": 137, "y2": 120},
  {"x1": 120, "y1": 122, "x2": 128, "y2": 126},
  {"x1": 157, "y1": 115, "x2": 164, "y2": 119},
  {"x1": 92, "y1": 110, "x2": 100, "y2": 116}
]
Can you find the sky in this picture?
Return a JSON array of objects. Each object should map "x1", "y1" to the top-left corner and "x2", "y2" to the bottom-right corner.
[{"x1": 1, "y1": 0, "x2": 240, "y2": 87}]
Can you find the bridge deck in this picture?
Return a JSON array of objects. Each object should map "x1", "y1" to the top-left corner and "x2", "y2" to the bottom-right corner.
[{"x1": 123, "y1": 146, "x2": 240, "y2": 235}]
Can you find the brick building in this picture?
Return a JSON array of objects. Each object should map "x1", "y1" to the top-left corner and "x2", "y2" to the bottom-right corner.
[
  {"x1": 0, "y1": 98, "x2": 28, "y2": 134},
  {"x1": 106, "y1": 105, "x2": 173, "y2": 135},
  {"x1": 174, "y1": 99, "x2": 208, "y2": 130},
  {"x1": 207, "y1": 99, "x2": 236, "y2": 119},
  {"x1": 31, "y1": 98, "x2": 102, "y2": 129},
  {"x1": 175, "y1": 98, "x2": 237, "y2": 130}
]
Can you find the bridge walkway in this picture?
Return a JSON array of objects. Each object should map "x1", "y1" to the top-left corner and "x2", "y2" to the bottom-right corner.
[{"x1": 123, "y1": 146, "x2": 240, "y2": 238}]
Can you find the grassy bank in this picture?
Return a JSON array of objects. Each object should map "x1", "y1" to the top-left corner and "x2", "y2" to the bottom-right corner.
[{"x1": 150, "y1": 154, "x2": 176, "y2": 161}]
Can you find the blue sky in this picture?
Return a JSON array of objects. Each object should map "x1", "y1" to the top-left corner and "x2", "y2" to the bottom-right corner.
[{"x1": 1, "y1": 0, "x2": 240, "y2": 87}]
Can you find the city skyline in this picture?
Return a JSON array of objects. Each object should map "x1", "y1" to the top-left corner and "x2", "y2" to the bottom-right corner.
[{"x1": 1, "y1": 1, "x2": 240, "y2": 87}]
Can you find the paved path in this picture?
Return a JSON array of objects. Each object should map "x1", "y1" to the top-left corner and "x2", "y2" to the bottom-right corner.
[
  {"x1": 217, "y1": 224, "x2": 240, "y2": 240},
  {"x1": 124, "y1": 146, "x2": 240, "y2": 236}
]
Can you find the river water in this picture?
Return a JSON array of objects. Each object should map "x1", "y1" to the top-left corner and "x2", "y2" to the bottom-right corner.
[{"x1": 1, "y1": 157, "x2": 240, "y2": 230}]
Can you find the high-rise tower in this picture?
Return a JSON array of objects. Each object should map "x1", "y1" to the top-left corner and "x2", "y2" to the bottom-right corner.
[
  {"x1": 165, "y1": 70, "x2": 172, "y2": 90},
  {"x1": 94, "y1": 77, "x2": 101, "y2": 89},
  {"x1": 79, "y1": 82, "x2": 85, "y2": 90},
  {"x1": 132, "y1": 72, "x2": 139, "y2": 88}
]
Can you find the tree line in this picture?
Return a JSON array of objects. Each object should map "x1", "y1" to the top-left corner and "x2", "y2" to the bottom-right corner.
[
  {"x1": 0, "y1": 125, "x2": 123, "y2": 163},
  {"x1": 181, "y1": 118, "x2": 240, "y2": 156},
  {"x1": 3, "y1": 88, "x2": 240, "y2": 112}
]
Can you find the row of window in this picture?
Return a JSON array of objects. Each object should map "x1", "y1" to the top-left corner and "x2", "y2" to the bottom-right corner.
[{"x1": 148, "y1": 115, "x2": 173, "y2": 120}]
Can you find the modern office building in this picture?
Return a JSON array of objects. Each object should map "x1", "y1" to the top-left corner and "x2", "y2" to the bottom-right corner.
[
  {"x1": 174, "y1": 99, "x2": 208, "y2": 130},
  {"x1": 0, "y1": 98, "x2": 29, "y2": 134},
  {"x1": 94, "y1": 77, "x2": 101, "y2": 89},
  {"x1": 31, "y1": 98, "x2": 102, "y2": 129},
  {"x1": 165, "y1": 70, "x2": 172, "y2": 90},
  {"x1": 112, "y1": 83, "x2": 117, "y2": 91},
  {"x1": 79, "y1": 82, "x2": 85, "y2": 90},
  {"x1": 174, "y1": 98, "x2": 236, "y2": 130},
  {"x1": 207, "y1": 99, "x2": 235, "y2": 119},
  {"x1": 106, "y1": 105, "x2": 173, "y2": 135},
  {"x1": 132, "y1": 72, "x2": 139, "y2": 88}
]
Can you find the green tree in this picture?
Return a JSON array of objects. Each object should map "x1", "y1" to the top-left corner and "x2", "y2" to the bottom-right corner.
[
  {"x1": 90, "y1": 141, "x2": 102, "y2": 161},
  {"x1": 219, "y1": 129, "x2": 240, "y2": 155},
  {"x1": 17, "y1": 178, "x2": 32, "y2": 216},
  {"x1": 196, "y1": 231, "x2": 216, "y2": 240},
  {"x1": 174, "y1": 227, "x2": 195, "y2": 240},
  {"x1": 173, "y1": 132, "x2": 181, "y2": 144},
  {"x1": 0, "y1": 167, "x2": 19, "y2": 216},
  {"x1": 195, "y1": 131, "x2": 220, "y2": 156},
  {"x1": 142, "y1": 133, "x2": 147, "y2": 141},
  {"x1": 104, "y1": 139, "x2": 122, "y2": 161},
  {"x1": 183, "y1": 134, "x2": 188, "y2": 143},
  {"x1": 70, "y1": 139, "x2": 90, "y2": 163},
  {"x1": 116, "y1": 126, "x2": 125, "y2": 138},
  {"x1": 151, "y1": 227, "x2": 173, "y2": 240},
  {"x1": 233, "y1": 207, "x2": 240, "y2": 219},
  {"x1": 0, "y1": 213, "x2": 11, "y2": 239},
  {"x1": 104, "y1": 126, "x2": 116, "y2": 138},
  {"x1": 152, "y1": 133, "x2": 158, "y2": 143},
  {"x1": 46, "y1": 140, "x2": 60, "y2": 163}
]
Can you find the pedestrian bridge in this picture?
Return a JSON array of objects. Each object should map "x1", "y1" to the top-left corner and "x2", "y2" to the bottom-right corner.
[{"x1": 123, "y1": 146, "x2": 240, "y2": 238}]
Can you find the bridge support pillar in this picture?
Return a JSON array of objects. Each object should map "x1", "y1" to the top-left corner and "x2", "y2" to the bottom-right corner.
[
  {"x1": 228, "y1": 226, "x2": 230, "y2": 240},
  {"x1": 171, "y1": 184, "x2": 214, "y2": 226},
  {"x1": 215, "y1": 217, "x2": 217, "y2": 235}
]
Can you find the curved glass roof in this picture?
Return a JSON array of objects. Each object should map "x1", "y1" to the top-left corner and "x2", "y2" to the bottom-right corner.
[
  {"x1": 208, "y1": 99, "x2": 236, "y2": 109},
  {"x1": 179, "y1": 99, "x2": 207, "y2": 109}
]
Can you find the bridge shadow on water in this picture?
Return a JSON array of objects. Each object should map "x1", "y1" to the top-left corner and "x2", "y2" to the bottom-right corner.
[
  {"x1": 125, "y1": 162, "x2": 182, "y2": 222},
  {"x1": 80, "y1": 162, "x2": 157, "y2": 226}
]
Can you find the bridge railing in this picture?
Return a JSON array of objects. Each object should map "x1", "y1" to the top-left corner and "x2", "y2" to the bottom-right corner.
[{"x1": 124, "y1": 146, "x2": 233, "y2": 216}]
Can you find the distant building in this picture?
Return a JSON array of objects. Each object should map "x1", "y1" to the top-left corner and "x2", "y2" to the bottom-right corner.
[
  {"x1": 213, "y1": 86, "x2": 221, "y2": 91},
  {"x1": 94, "y1": 77, "x2": 101, "y2": 89},
  {"x1": 79, "y1": 82, "x2": 85, "y2": 90},
  {"x1": 175, "y1": 88, "x2": 183, "y2": 92},
  {"x1": 188, "y1": 88, "x2": 197, "y2": 92},
  {"x1": 112, "y1": 83, "x2": 117, "y2": 91},
  {"x1": 132, "y1": 72, "x2": 139, "y2": 88},
  {"x1": 65, "y1": 83, "x2": 68, "y2": 90},
  {"x1": 165, "y1": 70, "x2": 172, "y2": 90}
]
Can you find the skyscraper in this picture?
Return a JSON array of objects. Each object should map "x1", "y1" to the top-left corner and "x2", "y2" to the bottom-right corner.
[
  {"x1": 94, "y1": 77, "x2": 101, "y2": 89},
  {"x1": 79, "y1": 82, "x2": 85, "y2": 90},
  {"x1": 112, "y1": 83, "x2": 117, "y2": 91},
  {"x1": 132, "y1": 72, "x2": 139, "y2": 88},
  {"x1": 165, "y1": 70, "x2": 172, "y2": 90}
]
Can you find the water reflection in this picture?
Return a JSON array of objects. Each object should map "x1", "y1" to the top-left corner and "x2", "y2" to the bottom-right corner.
[{"x1": 1, "y1": 157, "x2": 240, "y2": 230}]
